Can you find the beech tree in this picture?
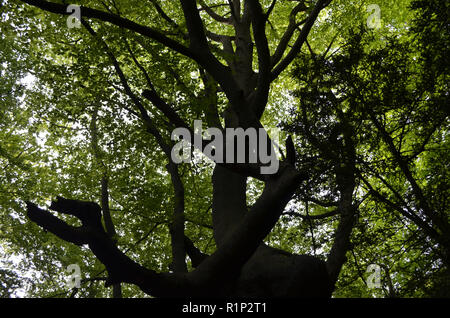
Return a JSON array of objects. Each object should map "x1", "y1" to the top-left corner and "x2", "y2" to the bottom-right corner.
[{"x1": 0, "y1": 0, "x2": 448, "y2": 297}]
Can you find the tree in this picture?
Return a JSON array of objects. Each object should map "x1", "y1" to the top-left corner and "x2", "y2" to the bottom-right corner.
[
  {"x1": 0, "y1": 0, "x2": 447, "y2": 298},
  {"x1": 285, "y1": 20, "x2": 449, "y2": 297}
]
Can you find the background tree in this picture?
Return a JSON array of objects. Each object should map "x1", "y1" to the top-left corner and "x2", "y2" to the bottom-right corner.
[{"x1": 282, "y1": 0, "x2": 448, "y2": 296}]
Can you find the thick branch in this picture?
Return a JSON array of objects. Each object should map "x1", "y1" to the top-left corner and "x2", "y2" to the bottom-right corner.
[
  {"x1": 271, "y1": 0, "x2": 331, "y2": 81},
  {"x1": 167, "y1": 161, "x2": 188, "y2": 273},
  {"x1": 26, "y1": 198, "x2": 188, "y2": 296},
  {"x1": 181, "y1": 0, "x2": 212, "y2": 51},
  {"x1": 26, "y1": 202, "x2": 87, "y2": 246},
  {"x1": 248, "y1": 0, "x2": 272, "y2": 118},
  {"x1": 149, "y1": 0, "x2": 181, "y2": 31},
  {"x1": 265, "y1": 0, "x2": 277, "y2": 20},
  {"x1": 20, "y1": 0, "x2": 195, "y2": 58},
  {"x1": 179, "y1": 0, "x2": 242, "y2": 102},
  {"x1": 270, "y1": 3, "x2": 307, "y2": 67}
]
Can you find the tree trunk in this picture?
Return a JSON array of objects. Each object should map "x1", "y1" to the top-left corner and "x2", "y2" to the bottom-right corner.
[{"x1": 211, "y1": 165, "x2": 333, "y2": 297}]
